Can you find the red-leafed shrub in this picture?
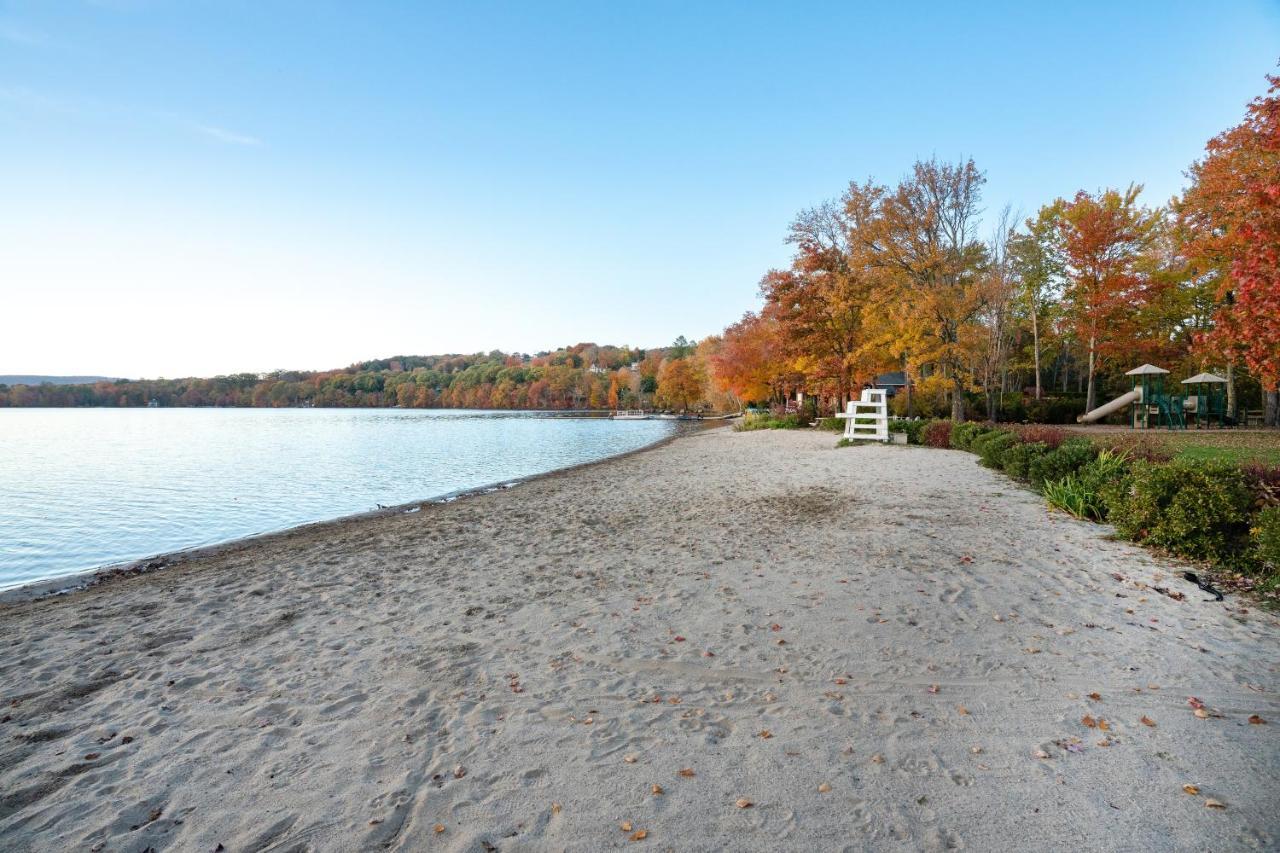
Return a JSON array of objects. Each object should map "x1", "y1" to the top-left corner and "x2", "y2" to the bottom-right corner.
[
  {"x1": 924, "y1": 419, "x2": 952, "y2": 448},
  {"x1": 1244, "y1": 463, "x2": 1280, "y2": 508},
  {"x1": 1013, "y1": 425, "x2": 1069, "y2": 449}
]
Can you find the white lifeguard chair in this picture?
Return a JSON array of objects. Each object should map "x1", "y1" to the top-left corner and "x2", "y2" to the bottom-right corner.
[{"x1": 836, "y1": 388, "x2": 889, "y2": 442}]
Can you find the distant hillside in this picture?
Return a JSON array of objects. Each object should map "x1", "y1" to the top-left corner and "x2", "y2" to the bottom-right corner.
[{"x1": 0, "y1": 375, "x2": 120, "y2": 386}]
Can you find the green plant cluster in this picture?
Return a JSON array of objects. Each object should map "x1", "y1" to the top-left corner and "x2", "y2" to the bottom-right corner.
[
  {"x1": 734, "y1": 412, "x2": 807, "y2": 431},
  {"x1": 929, "y1": 422, "x2": 1280, "y2": 586}
]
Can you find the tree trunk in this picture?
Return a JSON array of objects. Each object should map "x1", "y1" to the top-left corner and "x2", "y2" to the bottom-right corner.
[
  {"x1": 1226, "y1": 360, "x2": 1236, "y2": 419},
  {"x1": 1267, "y1": 390, "x2": 1279, "y2": 427},
  {"x1": 1031, "y1": 310, "x2": 1042, "y2": 399},
  {"x1": 951, "y1": 377, "x2": 965, "y2": 422},
  {"x1": 1085, "y1": 335, "x2": 1097, "y2": 413}
]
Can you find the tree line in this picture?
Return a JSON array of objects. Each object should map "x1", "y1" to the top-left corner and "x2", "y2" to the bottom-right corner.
[
  {"x1": 708, "y1": 70, "x2": 1280, "y2": 425},
  {"x1": 0, "y1": 341, "x2": 734, "y2": 413}
]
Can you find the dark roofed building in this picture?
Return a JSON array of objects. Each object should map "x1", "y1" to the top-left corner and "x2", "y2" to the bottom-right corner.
[{"x1": 872, "y1": 371, "x2": 909, "y2": 397}]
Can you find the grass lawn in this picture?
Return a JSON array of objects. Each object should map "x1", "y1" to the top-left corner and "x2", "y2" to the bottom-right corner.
[{"x1": 1102, "y1": 430, "x2": 1280, "y2": 465}]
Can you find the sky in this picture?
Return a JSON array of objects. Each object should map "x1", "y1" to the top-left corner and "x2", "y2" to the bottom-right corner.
[{"x1": 2, "y1": 1, "x2": 1277, "y2": 379}]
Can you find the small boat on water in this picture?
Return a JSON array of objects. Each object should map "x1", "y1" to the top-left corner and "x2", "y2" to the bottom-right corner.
[{"x1": 611, "y1": 409, "x2": 650, "y2": 420}]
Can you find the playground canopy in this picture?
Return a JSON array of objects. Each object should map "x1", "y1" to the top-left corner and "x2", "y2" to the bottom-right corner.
[
  {"x1": 1125, "y1": 364, "x2": 1169, "y2": 376},
  {"x1": 1181, "y1": 372, "x2": 1228, "y2": 385}
]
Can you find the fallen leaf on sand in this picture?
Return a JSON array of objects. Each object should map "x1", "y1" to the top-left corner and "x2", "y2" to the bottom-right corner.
[
  {"x1": 624, "y1": 754, "x2": 638, "y2": 764},
  {"x1": 630, "y1": 829, "x2": 648, "y2": 840},
  {"x1": 453, "y1": 765, "x2": 466, "y2": 778},
  {"x1": 551, "y1": 802, "x2": 562, "y2": 815},
  {"x1": 673, "y1": 636, "x2": 686, "y2": 642},
  {"x1": 871, "y1": 754, "x2": 885, "y2": 764},
  {"x1": 817, "y1": 782, "x2": 832, "y2": 793},
  {"x1": 1182, "y1": 785, "x2": 1200, "y2": 795},
  {"x1": 1248, "y1": 714, "x2": 1266, "y2": 725},
  {"x1": 1205, "y1": 799, "x2": 1227, "y2": 810},
  {"x1": 770, "y1": 624, "x2": 782, "y2": 631},
  {"x1": 833, "y1": 678, "x2": 848, "y2": 685},
  {"x1": 433, "y1": 824, "x2": 445, "y2": 834},
  {"x1": 970, "y1": 746, "x2": 983, "y2": 754},
  {"x1": 1088, "y1": 692, "x2": 1102, "y2": 701},
  {"x1": 927, "y1": 685, "x2": 940, "y2": 694},
  {"x1": 1194, "y1": 708, "x2": 1209, "y2": 719},
  {"x1": 1082, "y1": 715, "x2": 1098, "y2": 728},
  {"x1": 620, "y1": 821, "x2": 633, "y2": 832},
  {"x1": 758, "y1": 730, "x2": 773, "y2": 739},
  {"x1": 1187, "y1": 696, "x2": 1205, "y2": 710},
  {"x1": 735, "y1": 798, "x2": 754, "y2": 809},
  {"x1": 1096, "y1": 738, "x2": 1112, "y2": 747},
  {"x1": 957, "y1": 705, "x2": 970, "y2": 716},
  {"x1": 1033, "y1": 749, "x2": 1050, "y2": 759},
  {"x1": 651, "y1": 784, "x2": 664, "y2": 795},
  {"x1": 1140, "y1": 716, "x2": 1156, "y2": 727},
  {"x1": 1098, "y1": 719, "x2": 1110, "y2": 732},
  {"x1": 678, "y1": 768, "x2": 695, "y2": 778}
]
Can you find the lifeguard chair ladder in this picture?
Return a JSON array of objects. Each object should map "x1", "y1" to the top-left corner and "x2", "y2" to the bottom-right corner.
[{"x1": 836, "y1": 389, "x2": 889, "y2": 442}]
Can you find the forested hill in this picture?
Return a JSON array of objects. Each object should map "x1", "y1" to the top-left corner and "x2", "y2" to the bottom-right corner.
[
  {"x1": 0, "y1": 340, "x2": 729, "y2": 412},
  {"x1": 0, "y1": 376, "x2": 119, "y2": 386}
]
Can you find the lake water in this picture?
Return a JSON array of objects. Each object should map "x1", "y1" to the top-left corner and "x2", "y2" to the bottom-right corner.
[{"x1": 0, "y1": 408, "x2": 678, "y2": 591}]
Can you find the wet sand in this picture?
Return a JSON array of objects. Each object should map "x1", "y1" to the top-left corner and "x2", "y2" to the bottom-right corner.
[{"x1": 1, "y1": 428, "x2": 1277, "y2": 851}]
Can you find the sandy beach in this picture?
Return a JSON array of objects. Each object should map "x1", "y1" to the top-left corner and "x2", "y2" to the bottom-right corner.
[{"x1": 1, "y1": 427, "x2": 1277, "y2": 851}]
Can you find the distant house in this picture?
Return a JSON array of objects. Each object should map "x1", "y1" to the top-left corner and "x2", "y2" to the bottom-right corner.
[{"x1": 871, "y1": 371, "x2": 909, "y2": 397}]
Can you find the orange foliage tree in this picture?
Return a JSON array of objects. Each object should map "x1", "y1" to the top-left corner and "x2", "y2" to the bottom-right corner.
[{"x1": 1179, "y1": 73, "x2": 1280, "y2": 421}]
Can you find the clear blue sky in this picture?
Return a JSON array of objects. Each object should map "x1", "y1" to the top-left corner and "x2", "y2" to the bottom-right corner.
[{"x1": 2, "y1": 1, "x2": 1277, "y2": 378}]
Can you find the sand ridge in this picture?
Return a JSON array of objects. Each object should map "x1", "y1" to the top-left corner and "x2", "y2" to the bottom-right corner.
[{"x1": 1, "y1": 427, "x2": 1277, "y2": 851}]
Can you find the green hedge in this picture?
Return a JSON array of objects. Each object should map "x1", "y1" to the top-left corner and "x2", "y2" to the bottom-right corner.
[{"x1": 939, "y1": 423, "x2": 1278, "y2": 587}]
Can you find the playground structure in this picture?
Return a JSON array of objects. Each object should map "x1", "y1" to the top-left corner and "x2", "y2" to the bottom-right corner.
[
  {"x1": 837, "y1": 388, "x2": 889, "y2": 441},
  {"x1": 1077, "y1": 364, "x2": 1230, "y2": 430}
]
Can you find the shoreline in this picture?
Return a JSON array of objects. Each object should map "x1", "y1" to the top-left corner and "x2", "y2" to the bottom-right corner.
[
  {"x1": 0, "y1": 421, "x2": 718, "y2": 606},
  {"x1": 2, "y1": 428, "x2": 1276, "y2": 851}
]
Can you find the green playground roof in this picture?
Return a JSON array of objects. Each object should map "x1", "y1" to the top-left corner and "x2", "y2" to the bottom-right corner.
[
  {"x1": 1181, "y1": 372, "x2": 1228, "y2": 384},
  {"x1": 1125, "y1": 363, "x2": 1169, "y2": 376}
]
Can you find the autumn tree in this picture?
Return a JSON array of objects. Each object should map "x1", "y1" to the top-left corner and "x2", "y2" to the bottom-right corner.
[
  {"x1": 846, "y1": 158, "x2": 989, "y2": 421},
  {"x1": 1041, "y1": 185, "x2": 1161, "y2": 412},
  {"x1": 655, "y1": 355, "x2": 706, "y2": 412},
  {"x1": 1178, "y1": 72, "x2": 1280, "y2": 424},
  {"x1": 709, "y1": 311, "x2": 789, "y2": 405}
]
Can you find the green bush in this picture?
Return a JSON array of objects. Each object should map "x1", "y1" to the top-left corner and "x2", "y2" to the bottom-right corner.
[
  {"x1": 1075, "y1": 449, "x2": 1134, "y2": 521},
  {"x1": 1028, "y1": 438, "x2": 1098, "y2": 487},
  {"x1": 816, "y1": 416, "x2": 844, "y2": 432},
  {"x1": 1002, "y1": 441, "x2": 1051, "y2": 481},
  {"x1": 1254, "y1": 505, "x2": 1280, "y2": 579},
  {"x1": 974, "y1": 430, "x2": 1019, "y2": 468},
  {"x1": 1111, "y1": 459, "x2": 1254, "y2": 565},
  {"x1": 950, "y1": 421, "x2": 995, "y2": 451},
  {"x1": 1024, "y1": 396, "x2": 1088, "y2": 424},
  {"x1": 735, "y1": 413, "x2": 805, "y2": 431},
  {"x1": 889, "y1": 419, "x2": 931, "y2": 445}
]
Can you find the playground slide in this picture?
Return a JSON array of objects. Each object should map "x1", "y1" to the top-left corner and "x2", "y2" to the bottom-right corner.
[{"x1": 1077, "y1": 389, "x2": 1140, "y2": 424}]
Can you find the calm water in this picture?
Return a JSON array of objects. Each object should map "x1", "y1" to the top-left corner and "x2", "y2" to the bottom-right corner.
[{"x1": 0, "y1": 408, "x2": 677, "y2": 591}]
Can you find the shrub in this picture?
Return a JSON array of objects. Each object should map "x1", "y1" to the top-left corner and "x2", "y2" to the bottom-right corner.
[
  {"x1": 1075, "y1": 449, "x2": 1134, "y2": 521},
  {"x1": 816, "y1": 416, "x2": 844, "y2": 433},
  {"x1": 1002, "y1": 441, "x2": 1051, "y2": 481},
  {"x1": 923, "y1": 419, "x2": 952, "y2": 448},
  {"x1": 1253, "y1": 505, "x2": 1280, "y2": 578},
  {"x1": 974, "y1": 430, "x2": 1019, "y2": 468},
  {"x1": 890, "y1": 418, "x2": 931, "y2": 445},
  {"x1": 950, "y1": 421, "x2": 995, "y2": 451},
  {"x1": 1243, "y1": 463, "x2": 1280, "y2": 509},
  {"x1": 1012, "y1": 425, "x2": 1070, "y2": 450},
  {"x1": 1024, "y1": 396, "x2": 1087, "y2": 424},
  {"x1": 1110, "y1": 459, "x2": 1254, "y2": 565},
  {"x1": 1043, "y1": 476, "x2": 1105, "y2": 520},
  {"x1": 1028, "y1": 438, "x2": 1098, "y2": 487},
  {"x1": 736, "y1": 413, "x2": 805, "y2": 431}
]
